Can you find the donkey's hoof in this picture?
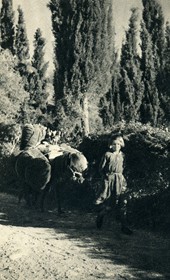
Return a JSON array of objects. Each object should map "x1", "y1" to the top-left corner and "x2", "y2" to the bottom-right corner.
[
  {"x1": 121, "y1": 226, "x2": 133, "y2": 235},
  {"x1": 96, "y1": 215, "x2": 104, "y2": 229}
]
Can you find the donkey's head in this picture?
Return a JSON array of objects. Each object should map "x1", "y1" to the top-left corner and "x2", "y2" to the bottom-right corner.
[{"x1": 68, "y1": 152, "x2": 88, "y2": 184}]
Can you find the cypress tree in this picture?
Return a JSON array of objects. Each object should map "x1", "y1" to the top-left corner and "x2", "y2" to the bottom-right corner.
[
  {"x1": 141, "y1": 0, "x2": 166, "y2": 124},
  {"x1": 32, "y1": 28, "x2": 49, "y2": 80},
  {"x1": 48, "y1": 0, "x2": 115, "y2": 135},
  {"x1": 140, "y1": 22, "x2": 160, "y2": 125},
  {"x1": 119, "y1": 8, "x2": 144, "y2": 122},
  {"x1": 28, "y1": 28, "x2": 49, "y2": 113},
  {"x1": 15, "y1": 6, "x2": 30, "y2": 62},
  {"x1": 161, "y1": 22, "x2": 170, "y2": 123},
  {"x1": 112, "y1": 70, "x2": 122, "y2": 123},
  {"x1": 99, "y1": 55, "x2": 121, "y2": 127},
  {"x1": 0, "y1": 15, "x2": 1, "y2": 50},
  {"x1": 0, "y1": 0, "x2": 15, "y2": 54},
  {"x1": 164, "y1": 22, "x2": 170, "y2": 79},
  {"x1": 142, "y1": 0, "x2": 165, "y2": 70}
]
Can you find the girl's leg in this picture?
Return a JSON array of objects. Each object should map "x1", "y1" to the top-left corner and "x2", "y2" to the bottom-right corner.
[{"x1": 119, "y1": 193, "x2": 133, "y2": 235}]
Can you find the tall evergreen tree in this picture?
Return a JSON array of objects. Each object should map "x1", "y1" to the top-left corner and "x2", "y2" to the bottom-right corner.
[
  {"x1": 28, "y1": 28, "x2": 49, "y2": 113},
  {"x1": 164, "y1": 22, "x2": 170, "y2": 76},
  {"x1": 0, "y1": 0, "x2": 15, "y2": 53},
  {"x1": 142, "y1": 0, "x2": 165, "y2": 70},
  {"x1": 161, "y1": 22, "x2": 170, "y2": 123},
  {"x1": 99, "y1": 55, "x2": 121, "y2": 127},
  {"x1": 0, "y1": 15, "x2": 2, "y2": 50},
  {"x1": 119, "y1": 8, "x2": 144, "y2": 122},
  {"x1": 141, "y1": 0, "x2": 166, "y2": 124},
  {"x1": 111, "y1": 71, "x2": 122, "y2": 123},
  {"x1": 32, "y1": 28, "x2": 49, "y2": 80},
  {"x1": 15, "y1": 6, "x2": 30, "y2": 62},
  {"x1": 48, "y1": 0, "x2": 115, "y2": 136},
  {"x1": 140, "y1": 22, "x2": 160, "y2": 125}
]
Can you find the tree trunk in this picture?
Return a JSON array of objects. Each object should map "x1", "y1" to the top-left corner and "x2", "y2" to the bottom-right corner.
[{"x1": 81, "y1": 95, "x2": 90, "y2": 137}]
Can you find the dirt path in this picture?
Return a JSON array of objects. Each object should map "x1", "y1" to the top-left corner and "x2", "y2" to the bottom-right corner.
[{"x1": 0, "y1": 193, "x2": 170, "y2": 280}]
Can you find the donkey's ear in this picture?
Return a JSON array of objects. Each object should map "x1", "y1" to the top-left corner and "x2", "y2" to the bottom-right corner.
[
  {"x1": 67, "y1": 153, "x2": 72, "y2": 165},
  {"x1": 70, "y1": 153, "x2": 80, "y2": 165}
]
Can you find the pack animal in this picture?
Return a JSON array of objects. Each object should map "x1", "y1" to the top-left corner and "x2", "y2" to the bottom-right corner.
[
  {"x1": 40, "y1": 150, "x2": 88, "y2": 213},
  {"x1": 15, "y1": 124, "x2": 51, "y2": 206},
  {"x1": 15, "y1": 124, "x2": 88, "y2": 212}
]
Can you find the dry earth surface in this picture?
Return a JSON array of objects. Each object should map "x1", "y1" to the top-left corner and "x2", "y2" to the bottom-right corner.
[{"x1": 0, "y1": 193, "x2": 170, "y2": 280}]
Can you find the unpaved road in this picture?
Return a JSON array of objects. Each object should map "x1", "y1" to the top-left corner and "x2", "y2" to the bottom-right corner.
[{"x1": 0, "y1": 193, "x2": 170, "y2": 280}]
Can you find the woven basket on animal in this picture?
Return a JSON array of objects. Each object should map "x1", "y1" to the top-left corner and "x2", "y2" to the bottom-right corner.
[
  {"x1": 20, "y1": 123, "x2": 47, "y2": 150},
  {"x1": 16, "y1": 123, "x2": 88, "y2": 211},
  {"x1": 15, "y1": 148, "x2": 51, "y2": 206}
]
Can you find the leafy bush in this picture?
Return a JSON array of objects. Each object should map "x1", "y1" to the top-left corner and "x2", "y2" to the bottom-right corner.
[
  {"x1": 0, "y1": 123, "x2": 21, "y2": 193},
  {"x1": 0, "y1": 50, "x2": 29, "y2": 124},
  {"x1": 79, "y1": 121, "x2": 170, "y2": 230}
]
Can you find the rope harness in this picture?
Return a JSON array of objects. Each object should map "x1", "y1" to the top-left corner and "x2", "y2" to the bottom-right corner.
[{"x1": 68, "y1": 165, "x2": 84, "y2": 181}]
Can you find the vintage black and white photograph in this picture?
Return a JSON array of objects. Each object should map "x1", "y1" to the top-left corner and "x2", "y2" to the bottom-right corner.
[{"x1": 0, "y1": 0, "x2": 170, "y2": 279}]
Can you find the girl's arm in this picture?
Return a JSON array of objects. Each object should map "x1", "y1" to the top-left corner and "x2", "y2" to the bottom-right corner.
[{"x1": 99, "y1": 153, "x2": 108, "y2": 177}]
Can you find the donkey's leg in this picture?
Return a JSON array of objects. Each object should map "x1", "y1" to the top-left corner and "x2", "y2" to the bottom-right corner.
[
  {"x1": 52, "y1": 180, "x2": 64, "y2": 215},
  {"x1": 31, "y1": 191, "x2": 40, "y2": 208},
  {"x1": 40, "y1": 185, "x2": 50, "y2": 212},
  {"x1": 21, "y1": 183, "x2": 33, "y2": 208},
  {"x1": 119, "y1": 193, "x2": 133, "y2": 235},
  {"x1": 18, "y1": 181, "x2": 29, "y2": 205},
  {"x1": 18, "y1": 188, "x2": 25, "y2": 204},
  {"x1": 17, "y1": 179, "x2": 26, "y2": 204},
  {"x1": 56, "y1": 185, "x2": 62, "y2": 214}
]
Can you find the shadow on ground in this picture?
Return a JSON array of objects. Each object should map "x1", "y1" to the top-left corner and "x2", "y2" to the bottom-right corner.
[{"x1": 0, "y1": 192, "x2": 170, "y2": 280}]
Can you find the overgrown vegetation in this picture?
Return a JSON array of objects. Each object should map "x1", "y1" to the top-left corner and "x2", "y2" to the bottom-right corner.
[
  {"x1": 0, "y1": 0, "x2": 170, "y2": 231},
  {"x1": 79, "y1": 122, "x2": 170, "y2": 231}
]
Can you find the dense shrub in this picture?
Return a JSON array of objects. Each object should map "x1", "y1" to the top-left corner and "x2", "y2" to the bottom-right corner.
[
  {"x1": 79, "y1": 122, "x2": 170, "y2": 230},
  {"x1": 0, "y1": 123, "x2": 21, "y2": 193}
]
